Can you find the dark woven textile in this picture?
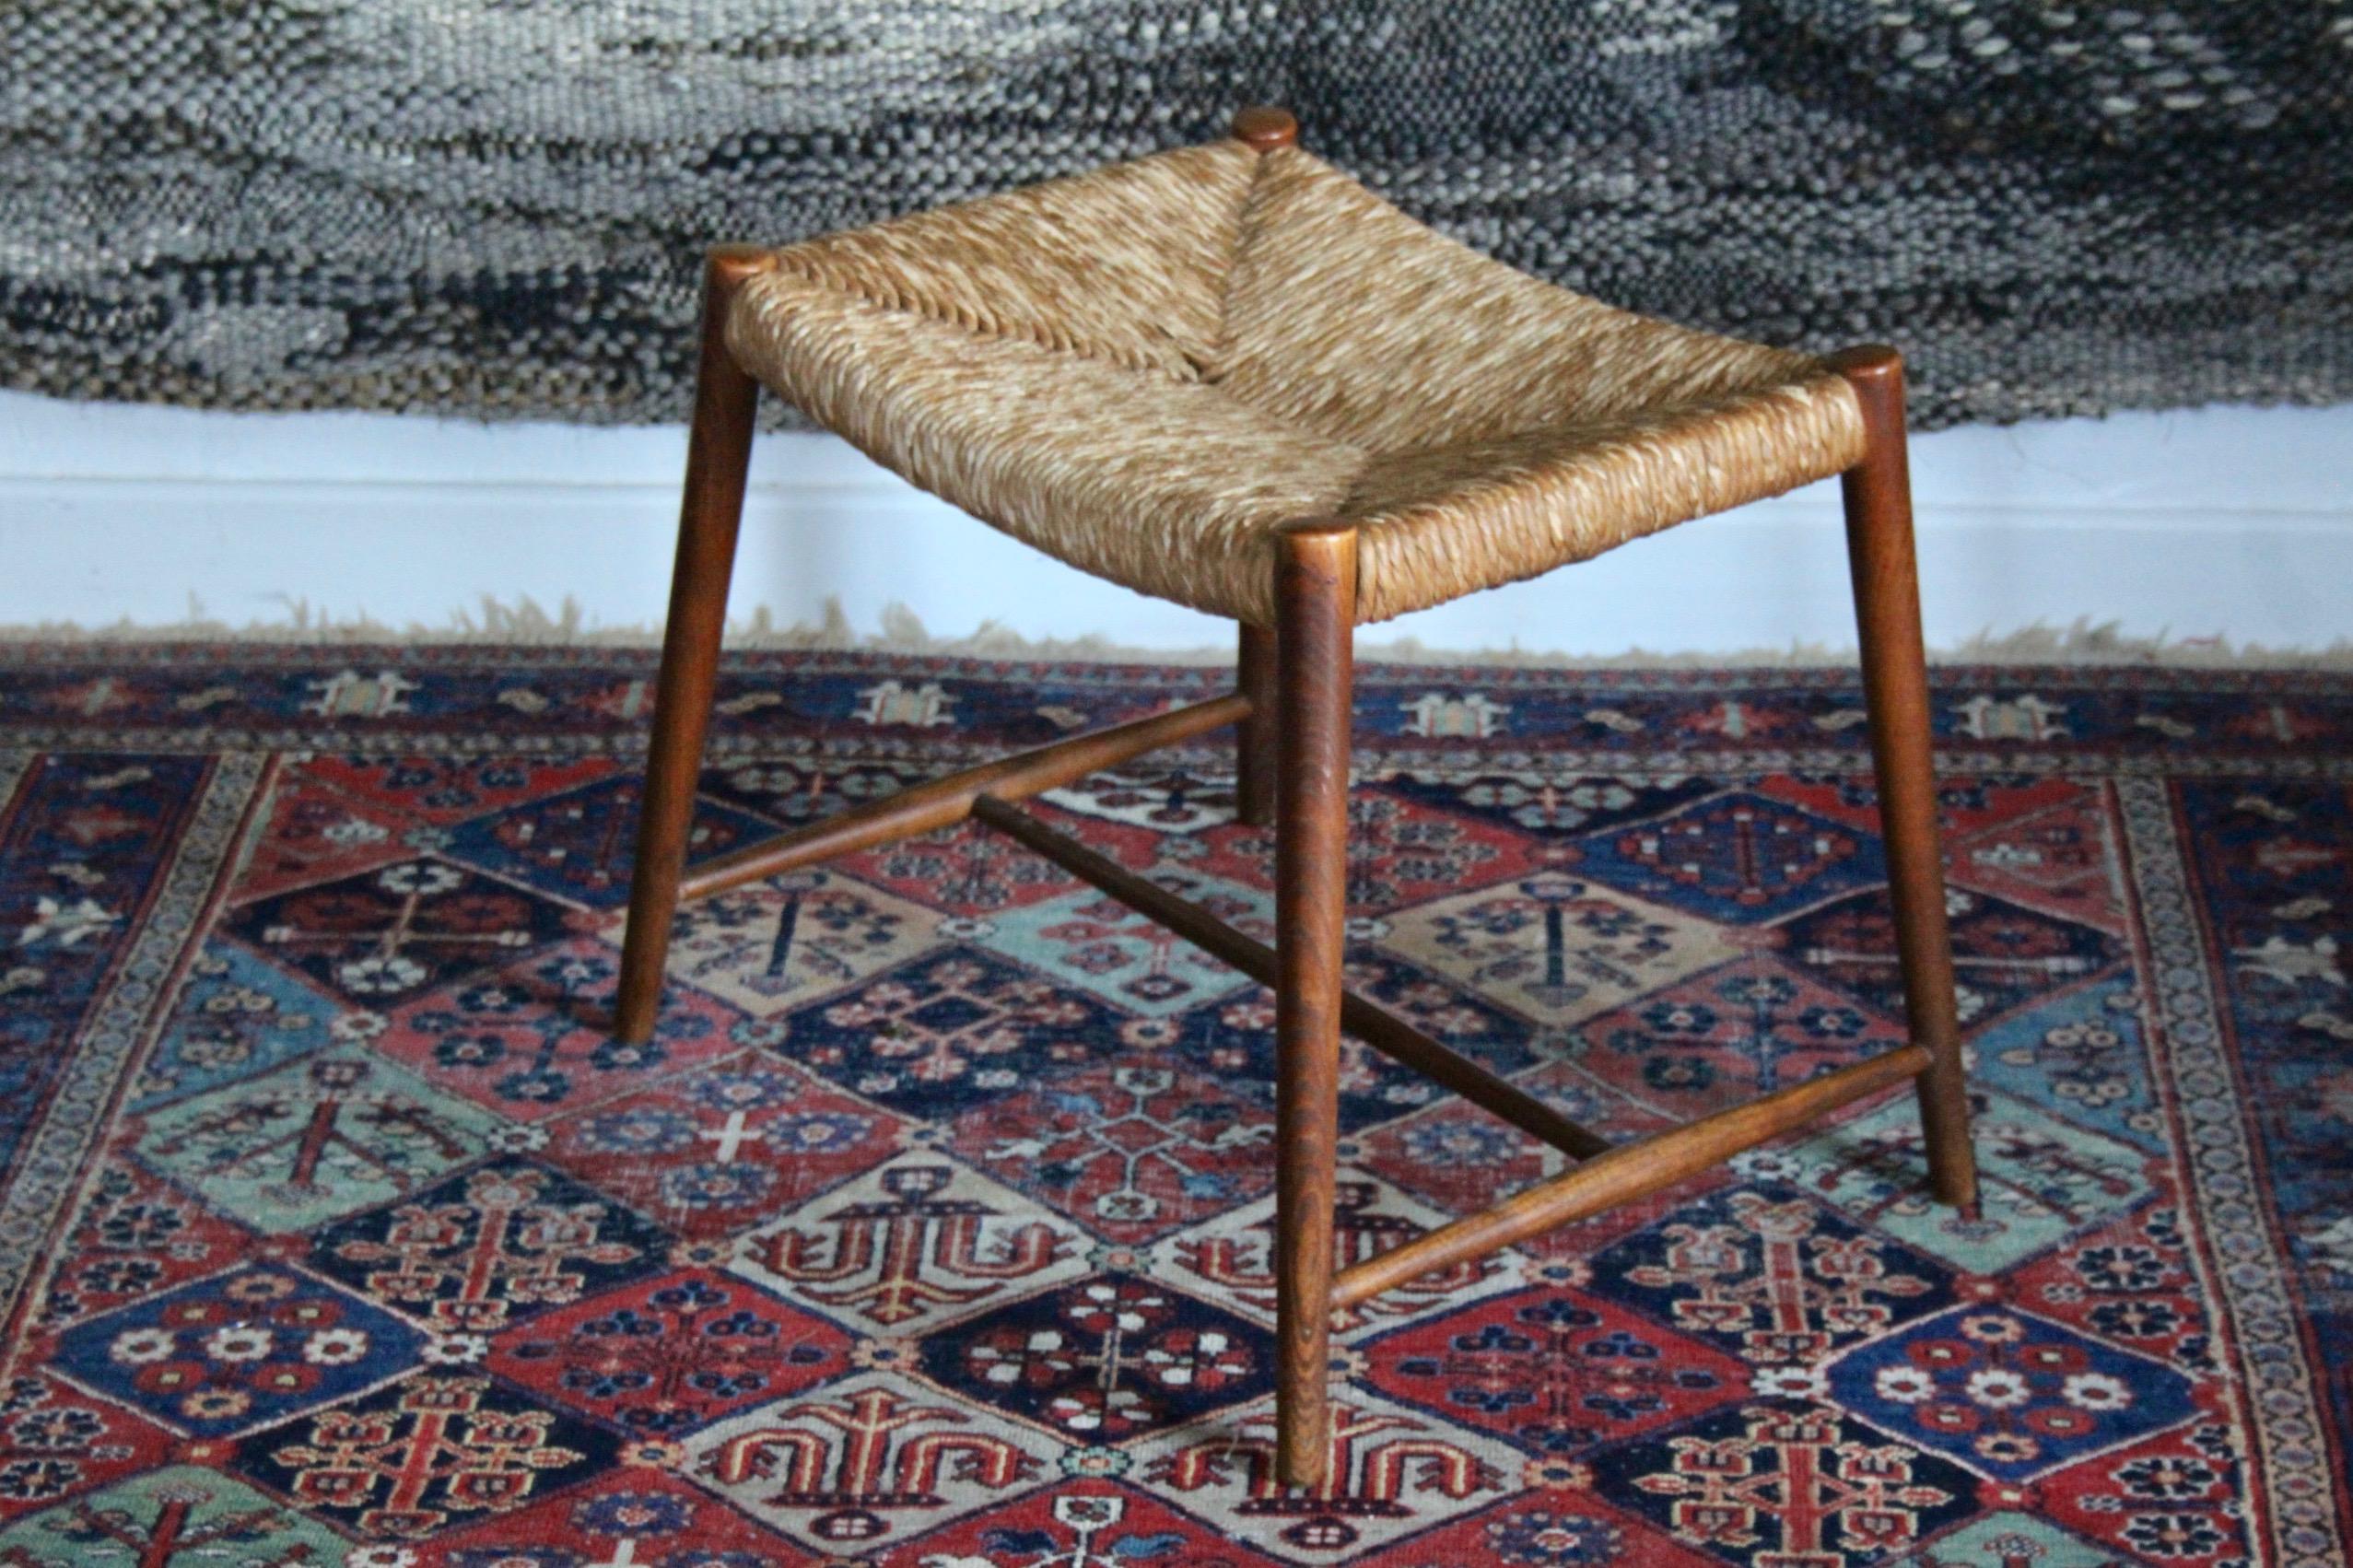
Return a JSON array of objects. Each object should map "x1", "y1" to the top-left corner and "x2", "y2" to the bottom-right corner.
[{"x1": 3, "y1": 4, "x2": 2347, "y2": 429}]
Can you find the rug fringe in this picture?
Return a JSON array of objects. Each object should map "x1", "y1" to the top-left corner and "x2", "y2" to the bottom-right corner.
[{"x1": 3, "y1": 595, "x2": 2349, "y2": 669}]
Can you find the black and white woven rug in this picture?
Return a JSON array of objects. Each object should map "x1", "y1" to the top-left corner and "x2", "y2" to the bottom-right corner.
[{"x1": 3, "y1": 3, "x2": 2346, "y2": 429}]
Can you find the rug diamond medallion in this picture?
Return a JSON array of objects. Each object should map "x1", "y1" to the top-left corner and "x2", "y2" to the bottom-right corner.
[
  {"x1": 0, "y1": 1465, "x2": 352, "y2": 1567},
  {"x1": 51, "y1": 1263, "x2": 423, "y2": 1438},
  {"x1": 222, "y1": 856, "x2": 579, "y2": 1007},
  {"x1": 1821, "y1": 1303, "x2": 2198, "y2": 1482},
  {"x1": 308, "y1": 1156, "x2": 673, "y2": 1335},
  {"x1": 727, "y1": 1151, "x2": 1092, "y2": 1335},
  {"x1": 374, "y1": 935, "x2": 744, "y2": 1121},
  {"x1": 485, "y1": 1265, "x2": 854, "y2": 1438},
  {"x1": 135, "y1": 1047, "x2": 502, "y2": 1233},
  {"x1": 1567, "y1": 787, "x2": 1889, "y2": 922},
  {"x1": 1378, "y1": 875, "x2": 1743, "y2": 1028},
  {"x1": 1358, "y1": 1284, "x2": 1750, "y2": 1457},
  {"x1": 917, "y1": 1272, "x2": 1275, "y2": 1443},
  {"x1": 441, "y1": 771, "x2": 773, "y2": 908},
  {"x1": 543, "y1": 1058, "x2": 903, "y2": 1239},
  {"x1": 233, "y1": 1372, "x2": 624, "y2": 1541},
  {"x1": 635, "y1": 868, "x2": 949, "y2": 1018},
  {"x1": 1124, "y1": 1385, "x2": 1520, "y2": 1564},
  {"x1": 681, "y1": 1366, "x2": 1062, "y2": 1555},
  {"x1": 1587, "y1": 1399, "x2": 1984, "y2": 1564}
]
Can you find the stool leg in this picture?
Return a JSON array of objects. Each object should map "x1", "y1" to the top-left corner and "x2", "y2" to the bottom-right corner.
[
  {"x1": 615, "y1": 248, "x2": 775, "y2": 1044},
  {"x1": 1236, "y1": 622, "x2": 1279, "y2": 827},
  {"x1": 1833, "y1": 346, "x2": 1979, "y2": 1211},
  {"x1": 1272, "y1": 523, "x2": 1355, "y2": 1490}
]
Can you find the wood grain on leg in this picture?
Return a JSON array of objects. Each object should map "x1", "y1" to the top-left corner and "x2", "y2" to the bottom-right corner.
[
  {"x1": 615, "y1": 246, "x2": 777, "y2": 1044},
  {"x1": 1828, "y1": 345, "x2": 1980, "y2": 1211},
  {"x1": 1236, "y1": 622, "x2": 1278, "y2": 828},
  {"x1": 1271, "y1": 521, "x2": 1354, "y2": 1490}
]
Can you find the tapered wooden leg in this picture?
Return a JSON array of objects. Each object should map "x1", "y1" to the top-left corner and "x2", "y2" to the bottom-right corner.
[
  {"x1": 1235, "y1": 622, "x2": 1279, "y2": 827},
  {"x1": 615, "y1": 246, "x2": 778, "y2": 1044},
  {"x1": 1271, "y1": 522, "x2": 1355, "y2": 1490},
  {"x1": 1830, "y1": 345, "x2": 1979, "y2": 1211}
]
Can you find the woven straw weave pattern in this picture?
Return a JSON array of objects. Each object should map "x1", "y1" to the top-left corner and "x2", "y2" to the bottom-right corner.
[{"x1": 726, "y1": 139, "x2": 1865, "y2": 625}]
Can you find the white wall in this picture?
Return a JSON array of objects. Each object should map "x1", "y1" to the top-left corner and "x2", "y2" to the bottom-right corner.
[{"x1": 2, "y1": 389, "x2": 2348, "y2": 655}]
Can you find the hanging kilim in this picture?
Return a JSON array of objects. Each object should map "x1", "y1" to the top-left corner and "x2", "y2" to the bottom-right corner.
[{"x1": 2, "y1": 5, "x2": 2348, "y2": 428}]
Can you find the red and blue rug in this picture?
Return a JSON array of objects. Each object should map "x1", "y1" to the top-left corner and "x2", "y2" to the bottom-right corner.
[{"x1": 0, "y1": 644, "x2": 2346, "y2": 1567}]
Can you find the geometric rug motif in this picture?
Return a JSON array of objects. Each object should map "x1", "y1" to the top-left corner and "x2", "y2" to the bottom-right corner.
[
  {"x1": 646, "y1": 869, "x2": 947, "y2": 1019},
  {"x1": 946, "y1": 1063, "x2": 1275, "y2": 1244},
  {"x1": 307, "y1": 1157, "x2": 673, "y2": 1336},
  {"x1": 2031, "y1": 1419, "x2": 2253, "y2": 1566},
  {"x1": 984, "y1": 872, "x2": 1271, "y2": 1017},
  {"x1": 129, "y1": 939, "x2": 342, "y2": 1112},
  {"x1": 0, "y1": 1464, "x2": 355, "y2": 1568},
  {"x1": 1352, "y1": 1093, "x2": 1574, "y2": 1219},
  {"x1": 1358, "y1": 1284, "x2": 1750, "y2": 1457},
  {"x1": 1123, "y1": 1384, "x2": 1522, "y2": 1564},
  {"x1": 1940, "y1": 777, "x2": 2126, "y2": 934},
  {"x1": 1586, "y1": 1183, "x2": 1956, "y2": 1367},
  {"x1": 439, "y1": 772, "x2": 774, "y2": 909},
  {"x1": 1968, "y1": 977, "x2": 2164, "y2": 1154},
  {"x1": 1341, "y1": 787, "x2": 1538, "y2": 910},
  {"x1": 1376, "y1": 874, "x2": 1743, "y2": 1029},
  {"x1": 770, "y1": 944, "x2": 1130, "y2": 1120},
  {"x1": 1150, "y1": 1174, "x2": 1526, "y2": 1340},
  {"x1": 1566, "y1": 788, "x2": 1887, "y2": 923},
  {"x1": 485, "y1": 1266, "x2": 854, "y2": 1438},
  {"x1": 679, "y1": 1366, "x2": 1063, "y2": 1556},
  {"x1": 892, "y1": 1481, "x2": 1290, "y2": 1568},
  {"x1": 35, "y1": 1162, "x2": 257, "y2": 1332},
  {"x1": 1374, "y1": 770, "x2": 1721, "y2": 841},
  {"x1": 1586, "y1": 1399, "x2": 1984, "y2": 1565},
  {"x1": 232, "y1": 1371, "x2": 624, "y2": 1541},
  {"x1": 49, "y1": 1262, "x2": 424, "y2": 1438},
  {"x1": 727, "y1": 1153, "x2": 1092, "y2": 1336},
  {"x1": 132, "y1": 1046, "x2": 505, "y2": 1234},
  {"x1": 541, "y1": 1060, "x2": 902, "y2": 1240},
  {"x1": 421, "y1": 1468, "x2": 816, "y2": 1566},
  {"x1": 1778, "y1": 884, "x2": 2118, "y2": 1033},
  {"x1": 1573, "y1": 954, "x2": 1909, "y2": 1115},
  {"x1": 1158, "y1": 956, "x2": 1543, "y2": 1137},
  {"x1": 1822, "y1": 1304, "x2": 2199, "y2": 1483},
  {"x1": 1, "y1": 648, "x2": 2347, "y2": 1568},
  {"x1": 219, "y1": 856, "x2": 579, "y2": 1009},
  {"x1": 0, "y1": 1374, "x2": 176, "y2": 1526},
  {"x1": 1741, "y1": 1088, "x2": 2160, "y2": 1275},
  {"x1": 229, "y1": 766, "x2": 423, "y2": 905},
  {"x1": 372, "y1": 935, "x2": 745, "y2": 1121},
  {"x1": 917, "y1": 1272, "x2": 1274, "y2": 1442}
]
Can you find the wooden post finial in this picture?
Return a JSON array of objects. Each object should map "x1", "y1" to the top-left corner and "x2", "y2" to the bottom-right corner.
[
  {"x1": 1822, "y1": 343, "x2": 1903, "y2": 389},
  {"x1": 1232, "y1": 106, "x2": 1299, "y2": 150}
]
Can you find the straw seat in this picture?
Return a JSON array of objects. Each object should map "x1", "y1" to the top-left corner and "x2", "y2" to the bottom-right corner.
[{"x1": 725, "y1": 135, "x2": 1868, "y2": 626}]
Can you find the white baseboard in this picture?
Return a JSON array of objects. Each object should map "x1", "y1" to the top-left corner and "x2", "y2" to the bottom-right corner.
[{"x1": 4, "y1": 391, "x2": 2349, "y2": 655}]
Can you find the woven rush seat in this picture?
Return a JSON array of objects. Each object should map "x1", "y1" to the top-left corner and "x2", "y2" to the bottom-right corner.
[{"x1": 725, "y1": 132, "x2": 1868, "y2": 625}]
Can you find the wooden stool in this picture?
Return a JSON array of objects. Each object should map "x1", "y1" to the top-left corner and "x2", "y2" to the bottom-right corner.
[{"x1": 615, "y1": 106, "x2": 1978, "y2": 1490}]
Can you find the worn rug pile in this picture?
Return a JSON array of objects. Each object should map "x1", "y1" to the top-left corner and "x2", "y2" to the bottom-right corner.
[{"x1": 0, "y1": 644, "x2": 2346, "y2": 1567}]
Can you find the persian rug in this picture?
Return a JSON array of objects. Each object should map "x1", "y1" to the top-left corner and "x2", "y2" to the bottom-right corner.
[
  {"x1": 0, "y1": 643, "x2": 2347, "y2": 1568},
  {"x1": 3, "y1": 5, "x2": 2348, "y2": 431}
]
